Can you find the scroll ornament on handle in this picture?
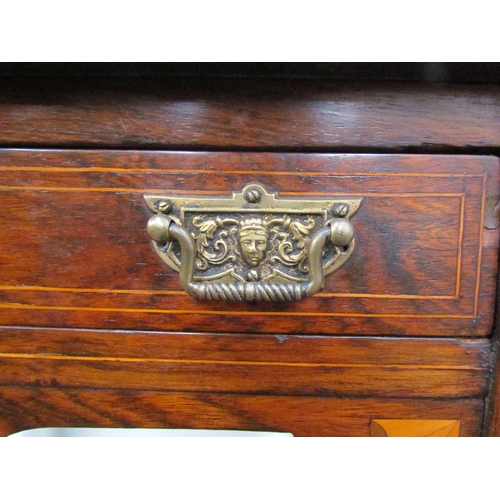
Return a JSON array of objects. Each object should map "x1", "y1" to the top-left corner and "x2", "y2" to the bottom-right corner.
[{"x1": 144, "y1": 183, "x2": 362, "y2": 301}]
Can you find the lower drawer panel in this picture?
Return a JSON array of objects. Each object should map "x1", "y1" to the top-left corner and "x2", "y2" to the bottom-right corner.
[
  {"x1": 0, "y1": 329, "x2": 490, "y2": 399},
  {"x1": 0, "y1": 330, "x2": 489, "y2": 436},
  {"x1": 0, "y1": 388, "x2": 484, "y2": 437}
]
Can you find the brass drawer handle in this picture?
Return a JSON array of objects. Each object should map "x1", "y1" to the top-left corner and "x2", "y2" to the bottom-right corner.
[{"x1": 145, "y1": 183, "x2": 361, "y2": 301}]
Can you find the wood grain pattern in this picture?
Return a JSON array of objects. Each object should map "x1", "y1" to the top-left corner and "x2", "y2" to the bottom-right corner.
[
  {"x1": 0, "y1": 354, "x2": 487, "y2": 399},
  {"x1": 0, "y1": 80, "x2": 499, "y2": 150},
  {"x1": 484, "y1": 340, "x2": 500, "y2": 435},
  {"x1": 370, "y1": 419, "x2": 460, "y2": 437},
  {"x1": 0, "y1": 328, "x2": 489, "y2": 366},
  {"x1": 0, "y1": 151, "x2": 497, "y2": 336},
  {"x1": 0, "y1": 78, "x2": 498, "y2": 438},
  {"x1": 0, "y1": 329, "x2": 489, "y2": 399},
  {"x1": 0, "y1": 387, "x2": 484, "y2": 437}
]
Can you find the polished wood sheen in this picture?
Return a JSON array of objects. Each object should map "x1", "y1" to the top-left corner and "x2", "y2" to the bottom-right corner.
[
  {"x1": 0, "y1": 388, "x2": 483, "y2": 437},
  {"x1": 0, "y1": 80, "x2": 499, "y2": 151},
  {"x1": 1, "y1": 76, "x2": 499, "y2": 436},
  {"x1": 0, "y1": 327, "x2": 490, "y2": 435},
  {"x1": 0, "y1": 329, "x2": 489, "y2": 399},
  {"x1": 0, "y1": 150, "x2": 497, "y2": 336}
]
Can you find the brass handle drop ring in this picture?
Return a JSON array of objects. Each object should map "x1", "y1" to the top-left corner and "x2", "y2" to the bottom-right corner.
[{"x1": 145, "y1": 183, "x2": 361, "y2": 302}]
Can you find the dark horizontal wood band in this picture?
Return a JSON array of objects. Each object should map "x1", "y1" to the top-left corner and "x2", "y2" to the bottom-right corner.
[
  {"x1": 0, "y1": 81, "x2": 499, "y2": 150},
  {"x1": 2, "y1": 63, "x2": 499, "y2": 83}
]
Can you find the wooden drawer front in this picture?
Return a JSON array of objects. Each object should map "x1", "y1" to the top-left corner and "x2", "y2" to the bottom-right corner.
[
  {"x1": 0, "y1": 331, "x2": 488, "y2": 437},
  {"x1": 0, "y1": 330, "x2": 489, "y2": 399},
  {"x1": 0, "y1": 151, "x2": 497, "y2": 336},
  {"x1": 0, "y1": 388, "x2": 484, "y2": 437}
]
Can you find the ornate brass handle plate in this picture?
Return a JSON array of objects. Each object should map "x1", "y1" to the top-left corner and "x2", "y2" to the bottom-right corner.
[{"x1": 145, "y1": 183, "x2": 362, "y2": 301}]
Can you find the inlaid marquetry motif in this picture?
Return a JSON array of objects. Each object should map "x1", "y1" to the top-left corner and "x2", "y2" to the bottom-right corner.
[
  {"x1": 370, "y1": 419, "x2": 461, "y2": 437},
  {"x1": 145, "y1": 183, "x2": 362, "y2": 301}
]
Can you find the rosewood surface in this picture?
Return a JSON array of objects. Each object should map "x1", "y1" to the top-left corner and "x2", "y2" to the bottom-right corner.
[
  {"x1": 0, "y1": 150, "x2": 497, "y2": 336},
  {"x1": 0, "y1": 80, "x2": 499, "y2": 151},
  {"x1": 1, "y1": 77, "x2": 500, "y2": 436},
  {"x1": 0, "y1": 388, "x2": 484, "y2": 437},
  {"x1": 0, "y1": 329, "x2": 489, "y2": 399}
]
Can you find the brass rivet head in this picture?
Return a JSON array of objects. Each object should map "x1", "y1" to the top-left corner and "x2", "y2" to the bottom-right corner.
[
  {"x1": 329, "y1": 219, "x2": 355, "y2": 247},
  {"x1": 332, "y1": 203, "x2": 349, "y2": 218},
  {"x1": 245, "y1": 189, "x2": 262, "y2": 203},
  {"x1": 156, "y1": 200, "x2": 173, "y2": 214}
]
